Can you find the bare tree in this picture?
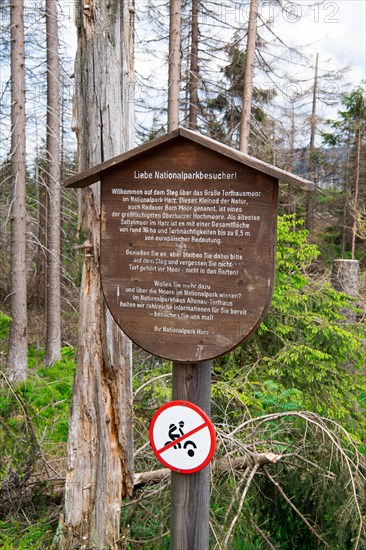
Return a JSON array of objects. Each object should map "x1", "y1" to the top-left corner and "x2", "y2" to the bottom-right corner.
[
  {"x1": 306, "y1": 52, "x2": 319, "y2": 232},
  {"x1": 351, "y1": 110, "x2": 363, "y2": 258},
  {"x1": 54, "y1": 1, "x2": 135, "y2": 548},
  {"x1": 239, "y1": 0, "x2": 258, "y2": 153},
  {"x1": 7, "y1": 0, "x2": 27, "y2": 383},
  {"x1": 45, "y1": 0, "x2": 62, "y2": 366},
  {"x1": 188, "y1": 0, "x2": 199, "y2": 129},
  {"x1": 168, "y1": 0, "x2": 181, "y2": 131}
]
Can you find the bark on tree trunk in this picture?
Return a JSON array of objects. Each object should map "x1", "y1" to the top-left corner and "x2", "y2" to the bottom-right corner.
[
  {"x1": 306, "y1": 52, "x2": 318, "y2": 233},
  {"x1": 54, "y1": 1, "x2": 135, "y2": 548},
  {"x1": 351, "y1": 123, "x2": 362, "y2": 259},
  {"x1": 32, "y1": 167, "x2": 47, "y2": 308},
  {"x1": 7, "y1": 0, "x2": 28, "y2": 383},
  {"x1": 239, "y1": 0, "x2": 258, "y2": 154},
  {"x1": 331, "y1": 259, "x2": 360, "y2": 323},
  {"x1": 45, "y1": 0, "x2": 62, "y2": 366},
  {"x1": 168, "y1": 0, "x2": 181, "y2": 131},
  {"x1": 188, "y1": 0, "x2": 199, "y2": 130}
]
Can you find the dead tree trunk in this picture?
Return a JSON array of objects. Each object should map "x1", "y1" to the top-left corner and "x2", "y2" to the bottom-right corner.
[
  {"x1": 188, "y1": 0, "x2": 199, "y2": 130},
  {"x1": 7, "y1": 0, "x2": 28, "y2": 383},
  {"x1": 331, "y1": 259, "x2": 360, "y2": 324},
  {"x1": 32, "y1": 166, "x2": 47, "y2": 309},
  {"x1": 351, "y1": 122, "x2": 362, "y2": 258},
  {"x1": 53, "y1": 2, "x2": 135, "y2": 548},
  {"x1": 306, "y1": 52, "x2": 318, "y2": 233},
  {"x1": 168, "y1": 0, "x2": 181, "y2": 131},
  {"x1": 239, "y1": 0, "x2": 258, "y2": 154},
  {"x1": 45, "y1": 0, "x2": 62, "y2": 366}
]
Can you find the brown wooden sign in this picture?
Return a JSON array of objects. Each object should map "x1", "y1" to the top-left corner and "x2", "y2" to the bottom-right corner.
[{"x1": 100, "y1": 134, "x2": 278, "y2": 362}]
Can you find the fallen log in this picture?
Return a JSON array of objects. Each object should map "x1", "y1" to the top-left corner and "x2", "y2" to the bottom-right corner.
[
  {"x1": 0, "y1": 452, "x2": 283, "y2": 512},
  {"x1": 133, "y1": 452, "x2": 282, "y2": 487}
]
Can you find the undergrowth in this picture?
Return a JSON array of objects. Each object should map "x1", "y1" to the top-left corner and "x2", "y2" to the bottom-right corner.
[
  {"x1": 0, "y1": 215, "x2": 365, "y2": 548},
  {"x1": 0, "y1": 333, "x2": 75, "y2": 549}
]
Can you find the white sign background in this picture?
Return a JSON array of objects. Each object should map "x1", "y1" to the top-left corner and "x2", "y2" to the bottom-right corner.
[{"x1": 150, "y1": 401, "x2": 216, "y2": 474}]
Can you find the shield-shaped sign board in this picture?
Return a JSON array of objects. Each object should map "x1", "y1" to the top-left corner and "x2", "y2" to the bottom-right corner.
[{"x1": 100, "y1": 132, "x2": 278, "y2": 362}]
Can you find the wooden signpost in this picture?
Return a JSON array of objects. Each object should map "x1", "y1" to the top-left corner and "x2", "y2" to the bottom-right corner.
[
  {"x1": 149, "y1": 400, "x2": 216, "y2": 473},
  {"x1": 65, "y1": 127, "x2": 314, "y2": 550}
]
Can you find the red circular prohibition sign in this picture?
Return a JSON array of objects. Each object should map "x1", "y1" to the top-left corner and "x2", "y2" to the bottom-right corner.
[{"x1": 149, "y1": 400, "x2": 216, "y2": 474}]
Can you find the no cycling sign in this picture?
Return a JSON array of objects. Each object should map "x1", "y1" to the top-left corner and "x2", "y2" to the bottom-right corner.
[{"x1": 149, "y1": 400, "x2": 216, "y2": 474}]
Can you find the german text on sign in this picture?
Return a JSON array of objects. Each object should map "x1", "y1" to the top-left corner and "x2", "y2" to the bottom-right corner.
[{"x1": 101, "y1": 135, "x2": 277, "y2": 361}]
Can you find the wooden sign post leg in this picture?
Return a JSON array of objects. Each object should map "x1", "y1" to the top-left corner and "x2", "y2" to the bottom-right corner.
[{"x1": 170, "y1": 361, "x2": 212, "y2": 550}]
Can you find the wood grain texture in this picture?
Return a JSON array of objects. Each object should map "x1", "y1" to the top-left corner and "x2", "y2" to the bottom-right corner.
[
  {"x1": 54, "y1": 1, "x2": 134, "y2": 548},
  {"x1": 45, "y1": 0, "x2": 62, "y2": 366},
  {"x1": 170, "y1": 362, "x2": 212, "y2": 550},
  {"x1": 101, "y1": 137, "x2": 278, "y2": 361},
  {"x1": 331, "y1": 259, "x2": 360, "y2": 323},
  {"x1": 64, "y1": 128, "x2": 315, "y2": 191},
  {"x1": 7, "y1": 0, "x2": 28, "y2": 382}
]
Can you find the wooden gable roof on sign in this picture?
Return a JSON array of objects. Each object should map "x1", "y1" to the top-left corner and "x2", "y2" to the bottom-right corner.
[
  {"x1": 64, "y1": 128, "x2": 314, "y2": 362},
  {"x1": 64, "y1": 127, "x2": 314, "y2": 190}
]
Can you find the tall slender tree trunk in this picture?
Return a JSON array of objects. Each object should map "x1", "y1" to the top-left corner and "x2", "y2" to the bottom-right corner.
[
  {"x1": 239, "y1": 0, "x2": 258, "y2": 153},
  {"x1": 45, "y1": 0, "x2": 62, "y2": 365},
  {"x1": 54, "y1": 1, "x2": 135, "y2": 548},
  {"x1": 351, "y1": 122, "x2": 362, "y2": 258},
  {"x1": 7, "y1": 0, "x2": 27, "y2": 383},
  {"x1": 168, "y1": 0, "x2": 181, "y2": 131},
  {"x1": 341, "y1": 143, "x2": 352, "y2": 257},
  {"x1": 188, "y1": 0, "x2": 199, "y2": 130},
  {"x1": 306, "y1": 52, "x2": 318, "y2": 233},
  {"x1": 32, "y1": 163, "x2": 47, "y2": 309}
]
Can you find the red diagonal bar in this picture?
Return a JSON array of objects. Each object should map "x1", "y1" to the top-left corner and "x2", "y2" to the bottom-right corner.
[{"x1": 157, "y1": 422, "x2": 208, "y2": 454}]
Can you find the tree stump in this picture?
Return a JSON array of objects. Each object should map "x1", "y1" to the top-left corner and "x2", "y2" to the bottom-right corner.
[{"x1": 331, "y1": 259, "x2": 360, "y2": 323}]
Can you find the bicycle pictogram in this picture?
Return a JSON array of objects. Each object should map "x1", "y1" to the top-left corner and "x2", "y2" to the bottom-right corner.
[
  {"x1": 150, "y1": 400, "x2": 216, "y2": 474},
  {"x1": 165, "y1": 421, "x2": 197, "y2": 457}
]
